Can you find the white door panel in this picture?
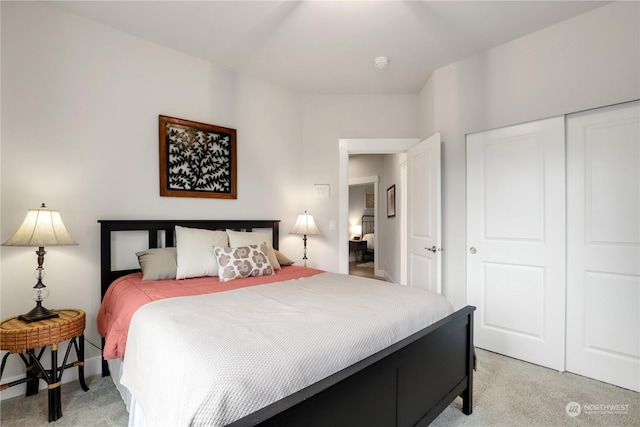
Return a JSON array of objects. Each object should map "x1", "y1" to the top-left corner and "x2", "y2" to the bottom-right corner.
[
  {"x1": 483, "y1": 135, "x2": 545, "y2": 240},
  {"x1": 467, "y1": 117, "x2": 566, "y2": 371},
  {"x1": 408, "y1": 134, "x2": 441, "y2": 292},
  {"x1": 483, "y1": 262, "x2": 545, "y2": 338},
  {"x1": 566, "y1": 101, "x2": 640, "y2": 392}
]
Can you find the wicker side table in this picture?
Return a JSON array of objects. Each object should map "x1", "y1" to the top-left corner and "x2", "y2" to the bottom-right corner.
[{"x1": 0, "y1": 309, "x2": 89, "y2": 422}]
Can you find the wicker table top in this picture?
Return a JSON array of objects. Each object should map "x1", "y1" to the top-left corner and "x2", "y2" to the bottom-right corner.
[{"x1": 0, "y1": 309, "x2": 85, "y2": 353}]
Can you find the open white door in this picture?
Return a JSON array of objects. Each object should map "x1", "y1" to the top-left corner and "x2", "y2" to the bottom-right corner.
[
  {"x1": 566, "y1": 101, "x2": 640, "y2": 391},
  {"x1": 407, "y1": 133, "x2": 441, "y2": 293},
  {"x1": 467, "y1": 117, "x2": 566, "y2": 371}
]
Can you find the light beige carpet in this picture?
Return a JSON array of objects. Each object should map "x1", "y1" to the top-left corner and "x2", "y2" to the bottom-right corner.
[
  {"x1": 432, "y1": 349, "x2": 639, "y2": 426},
  {"x1": 1, "y1": 348, "x2": 638, "y2": 426},
  {"x1": 0, "y1": 375, "x2": 128, "y2": 426}
]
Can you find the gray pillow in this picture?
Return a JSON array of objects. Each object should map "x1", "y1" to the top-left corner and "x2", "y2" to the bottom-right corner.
[
  {"x1": 136, "y1": 247, "x2": 177, "y2": 280},
  {"x1": 275, "y1": 249, "x2": 295, "y2": 266}
]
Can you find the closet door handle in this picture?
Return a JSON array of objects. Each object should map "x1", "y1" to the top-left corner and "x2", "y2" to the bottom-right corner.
[{"x1": 426, "y1": 246, "x2": 437, "y2": 253}]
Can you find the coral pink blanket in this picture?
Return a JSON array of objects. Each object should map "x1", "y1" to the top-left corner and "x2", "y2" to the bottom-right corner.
[{"x1": 97, "y1": 266, "x2": 323, "y2": 360}]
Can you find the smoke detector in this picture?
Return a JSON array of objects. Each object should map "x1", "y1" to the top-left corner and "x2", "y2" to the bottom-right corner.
[{"x1": 374, "y1": 56, "x2": 389, "y2": 69}]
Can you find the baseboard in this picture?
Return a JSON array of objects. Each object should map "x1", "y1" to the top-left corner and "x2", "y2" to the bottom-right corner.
[
  {"x1": 0, "y1": 355, "x2": 102, "y2": 401},
  {"x1": 375, "y1": 268, "x2": 395, "y2": 283}
]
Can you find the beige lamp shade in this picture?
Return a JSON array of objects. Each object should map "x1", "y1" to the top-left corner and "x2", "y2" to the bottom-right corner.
[
  {"x1": 3, "y1": 204, "x2": 77, "y2": 247},
  {"x1": 290, "y1": 211, "x2": 320, "y2": 236}
]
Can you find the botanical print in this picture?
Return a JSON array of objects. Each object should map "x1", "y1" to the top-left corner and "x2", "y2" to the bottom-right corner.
[
  {"x1": 365, "y1": 192, "x2": 374, "y2": 209},
  {"x1": 166, "y1": 125, "x2": 232, "y2": 192},
  {"x1": 160, "y1": 116, "x2": 237, "y2": 199}
]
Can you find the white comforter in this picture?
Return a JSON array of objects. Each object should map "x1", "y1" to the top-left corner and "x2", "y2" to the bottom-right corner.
[
  {"x1": 363, "y1": 232, "x2": 375, "y2": 250},
  {"x1": 120, "y1": 272, "x2": 453, "y2": 426}
]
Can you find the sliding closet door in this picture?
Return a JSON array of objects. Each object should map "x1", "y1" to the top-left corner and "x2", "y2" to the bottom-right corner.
[
  {"x1": 467, "y1": 117, "x2": 566, "y2": 371},
  {"x1": 566, "y1": 101, "x2": 640, "y2": 392}
]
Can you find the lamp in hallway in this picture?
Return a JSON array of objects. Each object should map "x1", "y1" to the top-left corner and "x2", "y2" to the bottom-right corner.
[
  {"x1": 290, "y1": 211, "x2": 320, "y2": 267},
  {"x1": 2, "y1": 203, "x2": 78, "y2": 322},
  {"x1": 352, "y1": 224, "x2": 362, "y2": 240}
]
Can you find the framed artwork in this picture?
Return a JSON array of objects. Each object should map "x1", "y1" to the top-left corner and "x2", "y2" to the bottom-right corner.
[
  {"x1": 386, "y1": 184, "x2": 396, "y2": 218},
  {"x1": 159, "y1": 115, "x2": 237, "y2": 199},
  {"x1": 365, "y1": 192, "x2": 374, "y2": 209},
  {"x1": 314, "y1": 183, "x2": 330, "y2": 198}
]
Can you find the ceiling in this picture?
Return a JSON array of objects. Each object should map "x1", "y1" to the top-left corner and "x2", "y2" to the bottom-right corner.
[{"x1": 48, "y1": 1, "x2": 610, "y2": 95}]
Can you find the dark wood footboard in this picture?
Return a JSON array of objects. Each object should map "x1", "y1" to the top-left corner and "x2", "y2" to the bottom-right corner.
[{"x1": 231, "y1": 305, "x2": 475, "y2": 427}]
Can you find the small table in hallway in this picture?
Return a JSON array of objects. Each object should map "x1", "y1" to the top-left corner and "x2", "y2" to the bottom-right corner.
[{"x1": 349, "y1": 239, "x2": 367, "y2": 262}]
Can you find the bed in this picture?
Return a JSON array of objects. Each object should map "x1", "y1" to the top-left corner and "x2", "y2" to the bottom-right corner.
[
  {"x1": 361, "y1": 214, "x2": 375, "y2": 261},
  {"x1": 98, "y1": 219, "x2": 475, "y2": 426}
]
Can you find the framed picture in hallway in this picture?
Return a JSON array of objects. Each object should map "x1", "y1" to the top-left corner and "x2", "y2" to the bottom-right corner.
[
  {"x1": 387, "y1": 184, "x2": 396, "y2": 218},
  {"x1": 365, "y1": 192, "x2": 374, "y2": 209}
]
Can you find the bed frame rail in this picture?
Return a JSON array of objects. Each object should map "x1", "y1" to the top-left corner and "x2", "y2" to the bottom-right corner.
[{"x1": 231, "y1": 305, "x2": 475, "y2": 427}]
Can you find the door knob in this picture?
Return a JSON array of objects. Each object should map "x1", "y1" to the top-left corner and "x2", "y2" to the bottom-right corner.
[
  {"x1": 469, "y1": 247, "x2": 477, "y2": 254},
  {"x1": 426, "y1": 246, "x2": 437, "y2": 253}
]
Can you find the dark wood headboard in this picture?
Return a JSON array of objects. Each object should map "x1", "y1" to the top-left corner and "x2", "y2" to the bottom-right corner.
[{"x1": 98, "y1": 219, "x2": 280, "y2": 299}]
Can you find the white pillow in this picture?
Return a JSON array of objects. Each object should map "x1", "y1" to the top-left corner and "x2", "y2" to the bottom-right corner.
[
  {"x1": 226, "y1": 229, "x2": 281, "y2": 269},
  {"x1": 175, "y1": 226, "x2": 229, "y2": 279}
]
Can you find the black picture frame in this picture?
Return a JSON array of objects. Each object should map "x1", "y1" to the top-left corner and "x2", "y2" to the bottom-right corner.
[
  {"x1": 159, "y1": 115, "x2": 237, "y2": 199},
  {"x1": 387, "y1": 184, "x2": 396, "y2": 218}
]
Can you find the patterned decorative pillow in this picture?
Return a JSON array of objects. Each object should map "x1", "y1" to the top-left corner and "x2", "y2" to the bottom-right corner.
[
  {"x1": 226, "y1": 229, "x2": 281, "y2": 270},
  {"x1": 214, "y1": 243, "x2": 274, "y2": 282}
]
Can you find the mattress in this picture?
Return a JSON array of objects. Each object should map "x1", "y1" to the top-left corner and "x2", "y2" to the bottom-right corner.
[{"x1": 113, "y1": 271, "x2": 453, "y2": 426}]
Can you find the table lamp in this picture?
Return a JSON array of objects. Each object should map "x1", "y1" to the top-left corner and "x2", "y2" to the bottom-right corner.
[
  {"x1": 2, "y1": 203, "x2": 78, "y2": 322},
  {"x1": 290, "y1": 211, "x2": 320, "y2": 267},
  {"x1": 352, "y1": 224, "x2": 362, "y2": 240}
]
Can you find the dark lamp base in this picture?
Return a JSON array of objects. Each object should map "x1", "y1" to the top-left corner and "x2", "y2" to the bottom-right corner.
[{"x1": 18, "y1": 304, "x2": 59, "y2": 323}]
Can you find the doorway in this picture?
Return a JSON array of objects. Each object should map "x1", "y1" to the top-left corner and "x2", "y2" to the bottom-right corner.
[
  {"x1": 348, "y1": 173, "x2": 377, "y2": 279},
  {"x1": 339, "y1": 139, "x2": 418, "y2": 280}
]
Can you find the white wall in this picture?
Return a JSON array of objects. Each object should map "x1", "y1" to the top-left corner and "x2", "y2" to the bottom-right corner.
[
  {"x1": 0, "y1": 1, "x2": 303, "y2": 386},
  {"x1": 348, "y1": 155, "x2": 383, "y2": 182},
  {"x1": 419, "y1": 1, "x2": 640, "y2": 308},
  {"x1": 301, "y1": 95, "x2": 419, "y2": 272},
  {"x1": 379, "y1": 153, "x2": 404, "y2": 282}
]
